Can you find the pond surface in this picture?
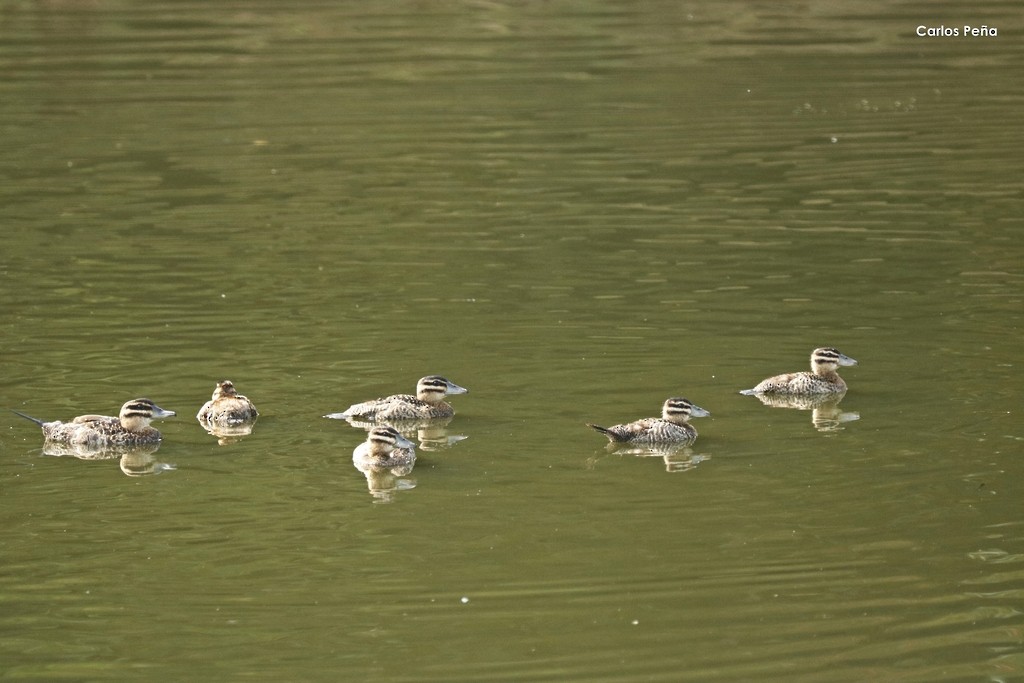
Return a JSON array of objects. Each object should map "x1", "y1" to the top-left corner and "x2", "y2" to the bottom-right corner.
[{"x1": 2, "y1": 2, "x2": 1022, "y2": 681}]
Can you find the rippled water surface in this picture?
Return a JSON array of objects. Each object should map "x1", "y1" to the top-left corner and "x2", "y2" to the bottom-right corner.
[{"x1": 2, "y1": 2, "x2": 1022, "y2": 681}]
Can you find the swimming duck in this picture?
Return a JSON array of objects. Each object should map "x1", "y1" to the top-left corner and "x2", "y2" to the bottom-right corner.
[
  {"x1": 196, "y1": 380, "x2": 258, "y2": 425},
  {"x1": 352, "y1": 425, "x2": 417, "y2": 474},
  {"x1": 588, "y1": 397, "x2": 710, "y2": 446},
  {"x1": 13, "y1": 398, "x2": 176, "y2": 448},
  {"x1": 740, "y1": 347, "x2": 857, "y2": 396},
  {"x1": 325, "y1": 375, "x2": 468, "y2": 421}
]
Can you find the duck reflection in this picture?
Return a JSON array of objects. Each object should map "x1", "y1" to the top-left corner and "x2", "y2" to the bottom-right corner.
[
  {"x1": 359, "y1": 469, "x2": 418, "y2": 504},
  {"x1": 747, "y1": 392, "x2": 860, "y2": 431},
  {"x1": 335, "y1": 415, "x2": 467, "y2": 452},
  {"x1": 41, "y1": 441, "x2": 176, "y2": 476},
  {"x1": 352, "y1": 426, "x2": 417, "y2": 503},
  {"x1": 119, "y1": 448, "x2": 178, "y2": 476},
  {"x1": 197, "y1": 418, "x2": 257, "y2": 445},
  {"x1": 589, "y1": 442, "x2": 710, "y2": 473}
]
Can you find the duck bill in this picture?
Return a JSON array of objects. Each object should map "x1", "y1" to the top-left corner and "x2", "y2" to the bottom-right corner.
[
  {"x1": 444, "y1": 382, "x2": 469, "y2": 395},
  {"x1": 837, "y1": 355, "x2": 858, "y2": 367},
  {"x1": 151, "y1": 406, "x2": 177, "y2": 419},
  {"x1": 689, "y1": 405, "x2": 711, "y2": 418}
]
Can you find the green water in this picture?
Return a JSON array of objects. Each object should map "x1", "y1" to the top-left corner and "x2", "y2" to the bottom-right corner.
[{"x1": 2, "y1": 2, "x2": 1022, "y2": 681}]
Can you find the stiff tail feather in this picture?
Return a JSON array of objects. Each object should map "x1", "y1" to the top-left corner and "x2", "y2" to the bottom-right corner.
[
  {"x1": 587, "y1": 423, "x2": 622, "y2": 443},
  {"x1": 11, "y1": 409, "x2": 46, "y2": 426}
]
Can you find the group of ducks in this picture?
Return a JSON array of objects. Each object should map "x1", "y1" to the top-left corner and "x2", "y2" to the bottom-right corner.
[
  {"x1": 12, "y1": 348, "x2": 858, "y2": 482},
  {"x1": 11, "y1": 379, "x2": 259, "y2": 451},
  {"x1": 587, "y1": 346, "x2": 857, "y2": 446}
]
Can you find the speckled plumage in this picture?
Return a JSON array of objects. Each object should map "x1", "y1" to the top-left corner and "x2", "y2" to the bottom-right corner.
[
  {"x1": 588, "y1": 397, "x2": 710, "y2": 446},
  {"x1": 326, "y1": 375, "x2": 468, "y2": 422},
  {"x1": 740, "y1": 347, "x2": 857, "y2": 396},
  {"x1": 353, "y1": 426, "x2": 417, "y2": 475},
  {"x1": 13, "y1": 398, "x2": 176, "y2": 449},
  {"x1": 196, "y1": 380, "x2": 258, "y2": 425}
]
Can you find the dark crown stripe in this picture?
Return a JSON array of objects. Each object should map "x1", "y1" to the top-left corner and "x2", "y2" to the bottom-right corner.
[{"x1": 370, "y1": 427, "x2": 400, "y2": 443}]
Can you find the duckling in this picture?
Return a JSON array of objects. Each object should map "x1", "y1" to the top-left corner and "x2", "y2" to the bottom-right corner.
[
  {"x1": 196, "y1": 380, "x2": 258, "y2": 425},
  {"x1": 352, "y1": 425, "x2": 416, "y2": 474},
  {"x1": 740, "y1": 347, "x2": 857, "y2": 396},
  {"x1": 588, "y1": 397, "x2": 710, "y2": 446},
  {"x1": 325, "y1": 375, "x2": 468, "y2": 421},
  {"x1": 12, "y1": 398, "x2": 176, "y2": 448}
]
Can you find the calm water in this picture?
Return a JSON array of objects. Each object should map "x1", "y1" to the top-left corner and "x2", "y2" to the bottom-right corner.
[{"x1": 2, "y1": 1, "x2": 1022, "y2": 681}]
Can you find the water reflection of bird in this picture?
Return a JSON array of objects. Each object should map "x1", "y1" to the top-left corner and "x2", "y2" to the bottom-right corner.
[
  {"x1": 341, "y1": 414, "x2": 468, "y2": 451},
  {"x1": 740, "y1": 347, "x2": 857, "y2": 396},
  {"x1": 588, "y1": 397, "x2": 710, "y2": 446},
  {"x1": 35, "y1": 438, "x2": 176, "y2": 476},
  {"x1": 118, "y1": 448, "x2": 177, "y2": 476},
  {"x1": 12, "y1": 398, "x2": 176, "y2": 449},
  {"x1": 197, "y1": 380, "x2": 258, "y2": 425},
  {"x1": 588, "y1": 442, "x2": 711, "y2": 473},
  {"x1": 744, "y1": 392, "x2": 860, "y2": 432},
  {"x1": 325, "y1": 375, "x2": 468, "y2": 421}
]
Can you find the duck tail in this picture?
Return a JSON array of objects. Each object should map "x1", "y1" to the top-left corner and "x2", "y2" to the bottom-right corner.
[
  {"x1": 586, "y1": 423, "x2": 619, "y2": 442},
  {"x1": 11, "y1": 409, "x2": 46, "y2": 426}
]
